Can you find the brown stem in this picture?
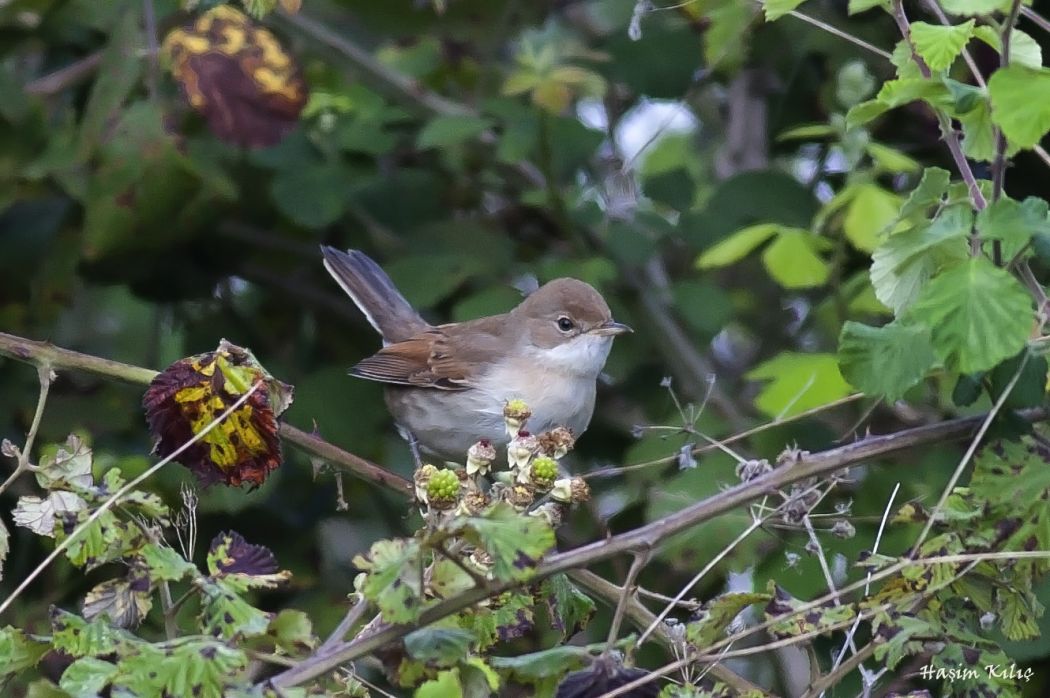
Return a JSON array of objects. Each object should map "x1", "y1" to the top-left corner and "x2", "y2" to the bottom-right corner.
[
  {"x1": 991, "y1": 0, "x2": 1024, "y2": 204},
  {"x1": 0, "y1": 331, "x2": 413, "y2": 497}
]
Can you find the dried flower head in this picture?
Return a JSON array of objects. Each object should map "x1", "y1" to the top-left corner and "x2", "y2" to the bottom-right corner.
[
  {"x1": 551, "y1": 478, "x2": 573, "y2": 504},
  {"x1": 414, "y1": 464, "x2": 438, "y2": 504},
  {"x1": 466, "y1": 440, "x2": 497, "y2": 476},
  {"x1": 529, "y1": 502, "x2": 564, "y2": 528},
  {"x1": 537, "y1": 426, "x2": 575, "y2": 458},
  {"x1": 831, "y1": 519, "x2": 856, "y2": 539},
  {"x1": 736, "y1": 458, "x2": 772, "y2": 483},
  {"x1": 505, "y1": 484, "x2": 535, "y2": 511},
  {"x1": 569, "y1": 477, "x2": 590, "y2": 503},
  {"x1": 507, "y1": 432, "x2": 539, "y2": 470},
  {"x1": 503, "y1": 399, "x2": 533, "y2": 437}
]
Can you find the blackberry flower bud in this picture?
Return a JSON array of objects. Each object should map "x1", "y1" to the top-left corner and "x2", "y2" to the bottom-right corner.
[
  {"x1": 507, "y1": 432, "x2": 539, "y2": 470},
  {"x1": 426, "y1": 469, "x2": 461, "y2": 509},
  {"x1": 503, "y1": 399, "x2": 532, "y2": 437},
  {"x1": 537, "y1": 426, "x2": 575, "y2": 458},
  {"x1": 530, "y1": 456, "x2": 559, "y2": 489},
  {"x1": 466, "y1": 439, "x2": 497, "y2": 476}
]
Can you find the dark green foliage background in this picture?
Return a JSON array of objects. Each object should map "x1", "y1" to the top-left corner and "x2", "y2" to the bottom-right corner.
[{"x1": 4, "y1": 0, "x2": 1050, "y2": 695}]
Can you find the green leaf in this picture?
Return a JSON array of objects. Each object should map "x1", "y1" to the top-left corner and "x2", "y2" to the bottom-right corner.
[
  {"x1": 489, "y1": 646, "x2": 591, "y2": 682},
  {"x1": 78, "y1": 9, "x2": 143, "y2": 156},
  {"x1": 906, "y1": 257, "x2": 1033, "y2": 373},
  {"x1": 989, "y1": 350, "x2": 1049, "y2": 410},
  {"x1": 57, "y1": 509, "x2": 142, "y2": 571},
  {"x1": 762, "y1": 0, "x2": 806, "y2": 21},
  {"x1": 776, "y1": 123, "x2": 837, "y2": 141},
  {"x1": 51, "y1": 609, "x2": 136, "y2": 658},
  {"x1": 899, "y1": 167, "x2": 951, "y2": 220},
  {"x1": 866, "y1": 143, "x2": 921, "y2": 174},
  {"x1": 695, "y1": 224, "x2": 779, "y2": 268},
  {"x1": 846, "y1": 99, "x2": 890, "y2": 129},
  {"x1": 909, "y1": 20, "x2": 975, "y2": 72},
  {"x1": 111, "y1": 638, "x2": 249, "y2": 698},
  {"x1": 541, "y1": 574, "x2": 596, "y2": 640},
  {"x1": 686, "y1": 592, "x2": 772, "y2": 648},
  {"x1": 415, "y1": 669, "x2": 463, "y2": 698},
  {"x1": 844, "y1": 184, "x2": 902, "y2": 252},
  {"x1": 745, "y1": 353, "x2": 853, "y2": 418},
  {"x1": 457, "y1": 503, "x2": 556, "y2": 581},
  {"x1": 875, "y1": 78, "x2": 952, "y2": 109},
  {"x1": 60, "y1": 657, "x2": 118, "y2": 697},
  {"x1": 267, "y1": 609, "x2": 318, "y2": 654},
  {"x1": 138, "y1": 543, "x2": 198, "y2": 582},
  {"x1": 353, "y1": 538, "x2": 426, "y2": 623},
  {"x1": 404, "y1": 627, "x2": 477, "y2": 666},
  {"x1": 270, "y1": 162, "x2": 354, "y2": 229},
  {"x1": 417, "y1": 115, "x2": 494, "y2": 150},
  {"x1": 0, "y1": 626, "x2": 49, "y2": 678},
  {"x1": 838, "y1": 321, "x2": 937, "y2": 400},
  {"x1": 939, "y1": 0, "x2": 1011, "y2": 16},
  {"x1": 760, "y1": 229, "x2": 830, "y2": 288},
  {"x1": 197, "y1": 578, "x2": 272, "y2": 639},
  {"x1": 974, "y1": 26, "x2": 1043, "y2": 70},
  {"x1": 959, "y1": 99, "x2": 998, "y2": 162},
  {"x1": 989, "y1": 66, "x2": 1050, "y2": 149},
  {"x1": 976, "y1": 196, "x2": 1050, "y2": 256},
  {"x1": 870, "y1": 205, "x2": 971, "y2": 314},
  {"x1": 848, "y1": 0, "x2": 889, "y2": 13}
]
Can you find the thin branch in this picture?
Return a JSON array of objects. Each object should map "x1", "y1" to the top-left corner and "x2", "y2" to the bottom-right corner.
[
  {"x1": 24, "y1": 52, "x2": 103, "y2": 96},
  {"x1": 604, "y1": 550, "x2": 650, "y2": 651},
  {"x1": 911, "y1": 352, "x2": 1027, "y2": 553},
  {"x1": 891, "y1": 0, "x2": 987, "y2": 211},
  {"x1": 318, "y1": 594, "x2": 370, "y2": 654},
  {"x1": 786, "y1": 10, "x2": 892, "y2": 61},
  {"x1": 0, "y1": 364, "x2": 52, "y2": 497},
  {"x1": 276, "y1": 9, "x2": 473, "y2": 118},
  {"x1": 1020, "y1": 6, "x2": 1050, "y2": 35},
  {"x1": 0, "y1": 331, "x2": 414, "y2": 497},
  {"x1": 992, "y1": 0, "x2": 1024, "y2": 204}
]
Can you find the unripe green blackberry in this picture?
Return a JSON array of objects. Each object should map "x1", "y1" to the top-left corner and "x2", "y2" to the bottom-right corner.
[
  {"x1": 427, "y1": 469, "x2": 461, "y2": 508},
  {"x1": 530, "y1": 456, "x2": 558, "y2": 488}
]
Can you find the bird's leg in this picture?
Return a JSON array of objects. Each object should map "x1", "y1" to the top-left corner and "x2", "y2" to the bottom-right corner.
[{"x1": 407, "y1": 432, "x2": 425, "y2": 469}]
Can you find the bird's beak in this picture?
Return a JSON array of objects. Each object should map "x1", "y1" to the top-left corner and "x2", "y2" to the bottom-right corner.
[{"x1": 591, "y1": 320, "x2": 633, "y2": 336}]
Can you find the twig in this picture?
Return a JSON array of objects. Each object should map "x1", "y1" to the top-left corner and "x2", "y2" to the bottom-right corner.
[
  {"x1": 0, "y1": 382, "x2": 262, "y2": 618},
  {"x1": 142, "y1": 0, "x2": 160, "y2": 98},
  {"x1": 911, "y1": 351, "x2": 1027, "y2": 555},
  {"x1": 1020, "y1": 6, "x2": 1050, "y2": 35},
  {"x1": 568, "y1": 570, "x2": 770, "y2": 696},
  {"x1": 24, "y1": 52, "x2": 103, "y2": 96},
  {"x1": 604, "y1": 550, "x2": 650, "y2": 652},
  {"x1": 802, "y1": 642, "x2": 878, "y2": 698},
  {"x1": 0, "y1": 331, "x2": 414, "y2": 498},
  {"x1": 891, "y1": 0, "x2": 987, "y2": 211},
  {"x1": 276, "y1": 9, "x2": 473, "y2": 118},
  {"x1": 318, "y1": 594, "x2": 369, "y2": 653},
  {"x1": 991, "y1": 0, "x2": 1024, "y2": 204},
  {"x1": 0, "y1": 364, "x2": 52, "y2": 497},
  {"x1": 786, "y1": 10, "x2": 892, "y2": 60}
]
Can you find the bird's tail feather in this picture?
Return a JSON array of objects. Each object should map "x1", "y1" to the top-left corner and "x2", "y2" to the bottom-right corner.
[{"x1": 321, "y1": 246, "x2": 428, "y2": 343}]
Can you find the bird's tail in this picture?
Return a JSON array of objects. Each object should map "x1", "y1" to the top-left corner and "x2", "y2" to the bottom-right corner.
[{"x1": 321, "y1": 246, "x2": 429, "y2": 343}]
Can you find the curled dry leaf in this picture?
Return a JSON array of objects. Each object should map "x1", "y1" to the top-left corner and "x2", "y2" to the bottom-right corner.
[
  {"x1": 161, "y1": 5, "x2": 309, "y2": 148},
  {"x1": 142, "y1": 339, "x2": 293, "y2": 487}
]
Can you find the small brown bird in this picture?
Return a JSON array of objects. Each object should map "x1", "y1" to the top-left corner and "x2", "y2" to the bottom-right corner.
[{"x1": 322, "y1": 246, "x2": 631, "y2": 462}]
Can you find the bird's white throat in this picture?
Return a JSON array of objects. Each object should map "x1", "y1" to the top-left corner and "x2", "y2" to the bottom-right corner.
[{"x1": 529, "y1": 334, "x2": 613, "y2": 377}]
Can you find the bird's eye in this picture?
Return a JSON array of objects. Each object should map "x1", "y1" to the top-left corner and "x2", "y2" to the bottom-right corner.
[{"x1": 557, "y1": 316, "x2": 575, "y2": 332}]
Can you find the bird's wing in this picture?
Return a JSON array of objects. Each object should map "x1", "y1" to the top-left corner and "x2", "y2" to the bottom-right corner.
[{"x1": 349, "y1": 317, "x2": 507, "y2": 391}]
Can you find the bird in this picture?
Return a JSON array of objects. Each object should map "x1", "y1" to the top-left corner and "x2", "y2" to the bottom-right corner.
[{"x1": 321, "y1": 246, "x2": 631, "y2": 463}]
